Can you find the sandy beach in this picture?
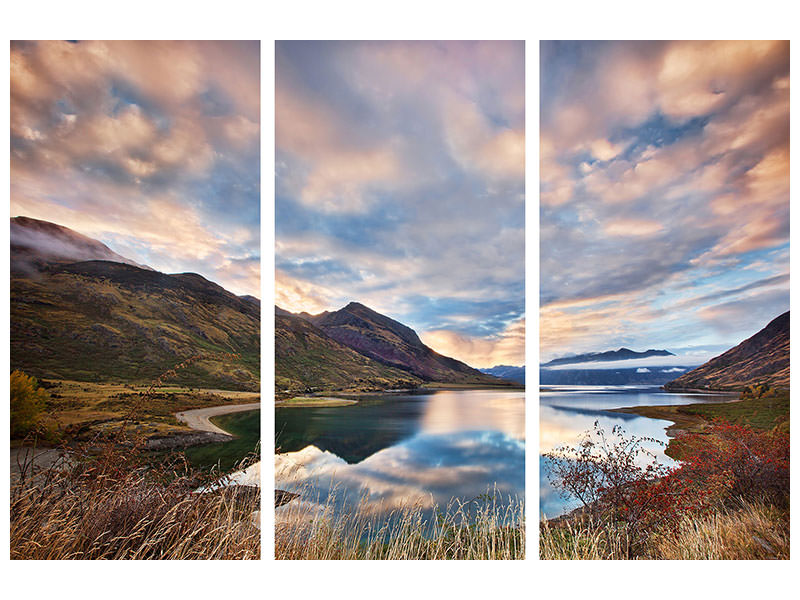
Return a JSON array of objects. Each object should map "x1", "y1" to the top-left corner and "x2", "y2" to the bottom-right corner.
[{"x1": 175, "y1": 402, "x2": 261, "y2": 436}]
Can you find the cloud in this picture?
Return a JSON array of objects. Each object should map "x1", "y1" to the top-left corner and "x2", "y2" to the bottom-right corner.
[
  {"x1": 603, "y1": 218, "x2": 663, "y2": 237},
  {"x1": 540, "y1": 41, "x2": 789, "y2": 358},
  {"x1": 276, "y1": 42, "x2": 524, "y2": 348},
  {"x1": 10, "y1": 41, "x2": 260, "y2": 297},
  {"x1": 420, "y1": 318, "x2": 525, "y2": 369},
  {"x1": 276, "y1": 390, "x2": 524, "y2": 515}
]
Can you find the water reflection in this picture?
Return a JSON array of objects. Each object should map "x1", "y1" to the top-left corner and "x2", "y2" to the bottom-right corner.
[
  {"x1": 275, "y1": 390, "x2": 525, "y2": 520},
  {"x1": 275, "y1": 394, "x2": 426, "y2": 463},
  {"x1": 539, "y1": 385, "x2": 732, "y2": 518}
]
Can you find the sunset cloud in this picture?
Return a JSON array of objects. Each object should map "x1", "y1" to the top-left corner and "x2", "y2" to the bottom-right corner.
[
  {"x1": 420, "y1": 318, "x2": 525, "y2": 369},
  {"x1": 540, "y1": 41, "x2": 789, "y2": 361},
  {"x1": 10, "y1": 41, "x2": 260, "y2": 297},
  {"x1": 277, "y1": 42, "x2": 525, "y2": 367}
]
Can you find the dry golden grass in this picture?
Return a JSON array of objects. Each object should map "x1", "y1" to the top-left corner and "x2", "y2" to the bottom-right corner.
[
  {"x1": 11, "y1": 357, "x2": 261, "y2": 560},
  {"x1": 275, "y1": 488, "x2": 524, "y2": 560},
  {"x1": 654, "y1": 500, "x2": 789, "y2": 560},
  {"x1": 10, "y1": 449, "x2": 260, "y2": 560},
  {"x1": 540, "y1": 499, "x2": 788, "y2": 560},
  {"x1": 539, "y1": 517, "x2": 631, "y2": 560}
]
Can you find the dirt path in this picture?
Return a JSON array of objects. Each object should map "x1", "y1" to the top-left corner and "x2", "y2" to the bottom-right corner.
[
  {"x1": 11, "y1": 447, "x2": 72, "y2": 485},
  {"x1": 176, "y1": 402, "x2": 261, "y2": 436}
]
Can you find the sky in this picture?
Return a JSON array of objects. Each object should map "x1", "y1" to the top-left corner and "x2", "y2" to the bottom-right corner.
[
  {"x1": 10, "y1": 40, "x2": 260, "y2": 297},
  {"x1": 276, "y1": 41, "x2": 525, "y2": 369},
  {"x1": 540, "y1": 41, "x2": 789, "y2": 364}
]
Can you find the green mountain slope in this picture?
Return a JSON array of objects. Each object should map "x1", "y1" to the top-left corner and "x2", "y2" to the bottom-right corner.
[
  {"x1": 275, "y1": 310, "x2": 421, "y2": 394},
  {"x1": 664, "y1": 311, "x2": 789, "y2": 392},
  {"x1": 11, "y1": 219, "x2": 260, "y2": 390}
]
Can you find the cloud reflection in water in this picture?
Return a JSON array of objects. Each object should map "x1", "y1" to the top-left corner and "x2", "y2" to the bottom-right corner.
[{"x1": 276, "y1": 390, "x2": 524, "y2": 519}]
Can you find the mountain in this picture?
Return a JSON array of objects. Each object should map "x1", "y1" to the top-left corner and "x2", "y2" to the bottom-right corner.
[
  {"x1": 11, "y1": 216, "x2": 151, "y2": 273},
  {"x1": 541, "y1": 366, "x2": 689, "y2": 386},
  {"x1": 275, "y1": 308, "x2": 421, "y2": 394},
  {"x1": 542, "y1": 348, "x2": 675, "y2": 367},
  {"x1": 298, "y1": 302, "x2": 502, "y2": 384},
  {"x1": 480, "y1": 365, "x2": 525, "y2": 384},
  {"x1": 664, "y1": 312, "x2": 789, "y2": 392},
  {"x1": 10, "y1": 217, "x2": 259, "y2": 390},
  {"x1": 240, "y1": 295, "x2": 260, "y2": 307}
]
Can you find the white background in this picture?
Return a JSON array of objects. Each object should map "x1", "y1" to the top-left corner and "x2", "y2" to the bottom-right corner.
[{"x1": 1, "y1": 1, "x2": 797, "y2": 597}]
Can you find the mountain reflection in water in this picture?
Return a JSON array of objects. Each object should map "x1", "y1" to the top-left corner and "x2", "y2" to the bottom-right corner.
[{"x1": 275, "y1": 389, "x2": 524, "y2": 519}]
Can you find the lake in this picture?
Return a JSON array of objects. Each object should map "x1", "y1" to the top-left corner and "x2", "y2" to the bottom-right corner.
[
  {"x1": 540, "y1": 385, "x2": 733, "y2": 518},
  {"x1": 275, "y1": 389, "x2": 524, "y2": 522},
  {"x1": 184, "y1": 409, "x2": 260, "y2": 472}
]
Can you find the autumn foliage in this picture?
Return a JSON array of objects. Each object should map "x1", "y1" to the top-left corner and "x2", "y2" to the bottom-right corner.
[
  {"x1": 10, "y1": 370, "x2": 49, "y2": 438},
  {"x1": 676, "y1": 422, "x2": 789, "y2": 507},
  {"x1": 544, "y1": 421, "x2": 789, "y2": 554}
]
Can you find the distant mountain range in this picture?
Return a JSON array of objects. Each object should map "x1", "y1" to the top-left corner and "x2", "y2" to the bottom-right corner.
[
  {"x1": 276, "y1": 303, "x2": 510, "y2": 395},
  {"x1": 479, "y1": 365, "x2": 525, "y2": 384},
  {"x1": 542, "y1": 348, "x2": 675, "y2": 367},
  {"x1": 664, "y1": 312, "x2": 789, "y2": 391},
  {"x1": 10, "y1": 217, "x2": 260, "y2": 390},
  {"x1": 540, "y1": 366, "x2": 688, "y2": 386}
]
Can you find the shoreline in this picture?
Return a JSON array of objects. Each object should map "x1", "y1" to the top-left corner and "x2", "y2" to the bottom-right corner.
[
  {"x1": 610, "y1": 390, "x2": 742, "y2": 438},
  {"x1": 175, "y1": 402, "x2": 261, "y2": 436},
  {"x1": 276, "y1": 397, "x2": 357, "y2": 407},
  {"x1": 276, "y1": 383, "x2": 525, "y2": 405},
  {"x1": 544, "y1": 387, "x2": 746, "y2": 521}
]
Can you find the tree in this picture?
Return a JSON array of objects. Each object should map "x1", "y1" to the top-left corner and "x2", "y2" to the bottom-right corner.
[{"x1": 10, "y1": 370, "x2": 49, "y2": 438}]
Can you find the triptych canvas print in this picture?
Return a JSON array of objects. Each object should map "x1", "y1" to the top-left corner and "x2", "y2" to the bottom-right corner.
[{"x1": 8, "y1": 39, "x2": 790, "y2": 561}]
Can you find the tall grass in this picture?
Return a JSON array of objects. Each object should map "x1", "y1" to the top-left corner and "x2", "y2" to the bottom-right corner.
[
  {"x1": 10, "y1": 447, "x2": 260, "y2": 560},
  {"x1": 10, "y1": 355, "x2": 260, "y2": 560},
  {"x1": 275, "y1": 487, "x2": 524, "y2": 560},
  {"x1": 654, "y1": 499, "x2": 789, "y2": 560},
  {"x1": 540, "y1": 498, "x2": 788, "y2": 560}
]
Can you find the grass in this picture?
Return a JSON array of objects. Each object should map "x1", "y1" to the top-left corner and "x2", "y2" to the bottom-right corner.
[
  {"x1": 614, "y1": 388, "x2": 790, "y2": 457},
  {"x1": 26, "y1": 379, "x2": 260, "y2": 445},
  {"x1": 540, "y1": 498, "x2": 788, "y2": 560},
  {"x1": 10, "y1": 360, "x2": 261, "y2": 560},
  {"x1": 10, "y1": 444, "x2": 260, "y2": 560},
  {"x1": 276, "y1": 489, "x2": 524, "y2": 560},
  {"x1": 678, "y1": 390, "x2": 789, "y2": 431}
]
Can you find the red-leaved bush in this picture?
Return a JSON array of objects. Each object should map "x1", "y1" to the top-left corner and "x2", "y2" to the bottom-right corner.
[
  {"x1": 545, "y1": 421, "x2": 789, "y2": 554},
  {"x1": 675, "y1": 422, "x2": 789, "y2": 507}
]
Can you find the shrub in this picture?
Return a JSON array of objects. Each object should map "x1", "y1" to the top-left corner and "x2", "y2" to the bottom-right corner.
[
  {"x1": 543, "y1": 423, "x2": 710, "y2": 554},
  {"x1": 675, "y1": 422, "x2": 789, "y2": 506},
  {"x1": 544, "y1": 420, "x2": 790, "y2": 557},
  {"x1": 10, "y1": 370, "x2": 49, "y2": 438}
]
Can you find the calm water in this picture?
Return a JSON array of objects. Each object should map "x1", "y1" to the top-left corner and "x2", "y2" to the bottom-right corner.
[
  {"x1": 540, "y1": 385, "x2": 732, "y2": 518},
  {"x1": 275, "y1": 389, "x2": 524, "y2": 521},
  {"x1": 184, "y1": 409, "x2": 260, "y2": 472}
]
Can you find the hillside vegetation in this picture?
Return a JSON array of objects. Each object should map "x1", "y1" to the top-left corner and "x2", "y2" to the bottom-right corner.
[
  {"x1": 276, "y1": 311, "x2": 421, "y2": 396},
  {"x1": 11, "y1": 217, "x2": 260, "y2": 391},
  {"x1": 276, "y1": 302, "x2": 508, "y2": 396},
  {"x1": 12, "y1": 261, "x2": 259, "y2": 390},
  {"x1": 664, "y1": 312, "x2": 789, "y2": 391}
]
